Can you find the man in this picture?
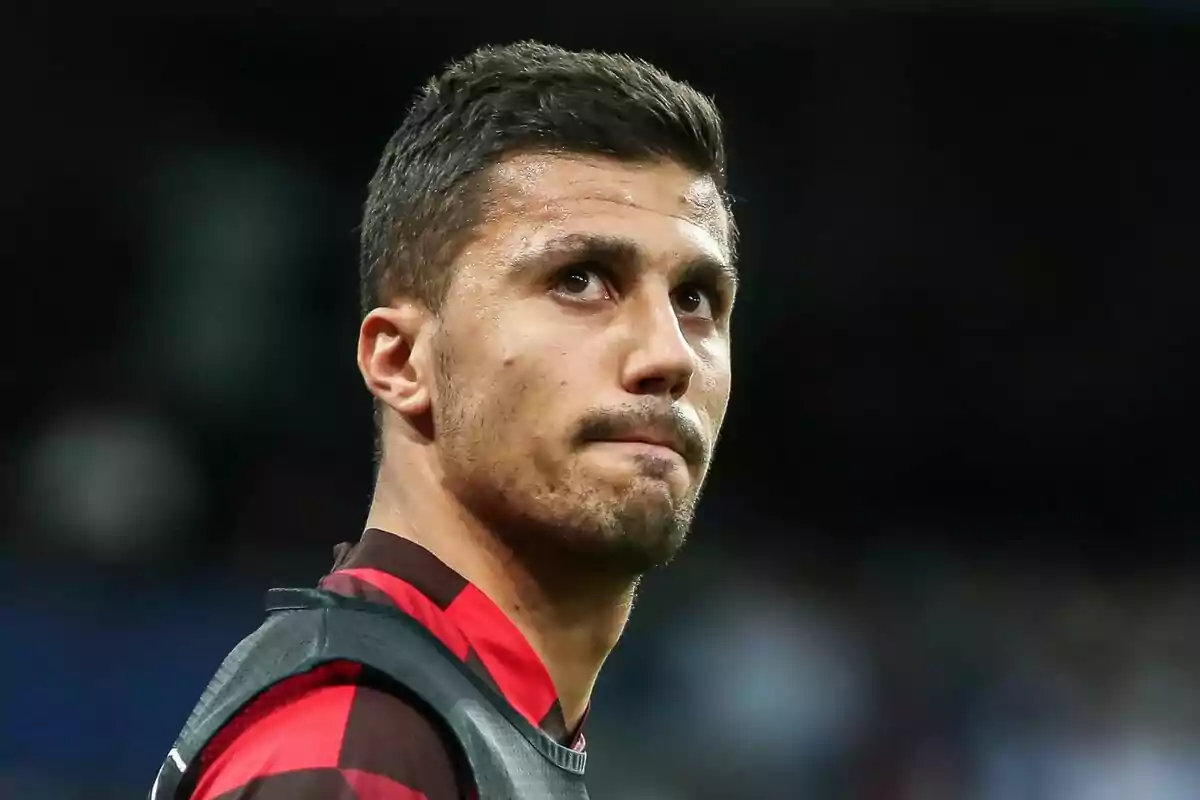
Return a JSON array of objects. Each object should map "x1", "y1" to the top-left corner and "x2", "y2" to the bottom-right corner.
[{"x1": 152, "y1": 40, "x2": 738, "y2": 800}]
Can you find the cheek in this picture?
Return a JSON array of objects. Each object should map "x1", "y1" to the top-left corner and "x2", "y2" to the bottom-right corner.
[
  {"x1": 696, "y1": 341, "x2": 732, "y2": 395},
  {"x1": 692, "y1": 350, "x2": 733, "y2": 432},
  {"x1": 478, "y1": 350, "x2": 571, "y2": 440},
  {"x1": 509, "y1": 351, "x2": 592, "y2": 457},
  {"x1": 448, "y1": 303, "x2": 596, "y2": 448}
]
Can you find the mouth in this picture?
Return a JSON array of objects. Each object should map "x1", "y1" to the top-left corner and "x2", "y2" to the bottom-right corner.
[
  {"x1": 590, "y1": 435, "x2": 687, "y2": 463},
  {"x1": 577, "y1": 412, "x2": 704, "y2": 467}
]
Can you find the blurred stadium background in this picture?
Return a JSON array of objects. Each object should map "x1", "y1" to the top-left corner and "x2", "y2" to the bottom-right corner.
[{"x1": 4, "y1": 4, "x2": 1200, "y2": 798}]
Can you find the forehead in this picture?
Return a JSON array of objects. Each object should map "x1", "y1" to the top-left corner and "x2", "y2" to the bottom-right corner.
[{"x1": 477, "y1": 152, "x2": 731, "y2": 260}]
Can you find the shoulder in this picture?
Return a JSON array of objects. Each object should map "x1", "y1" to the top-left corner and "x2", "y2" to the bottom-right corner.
[{"x1": 190, "y1": 668, "x2": 467, "y2": 800}]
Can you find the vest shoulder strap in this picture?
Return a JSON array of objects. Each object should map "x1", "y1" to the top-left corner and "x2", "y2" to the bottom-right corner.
[{"x1": 151, "y1": 588, "x2": 585, "y2": 800}]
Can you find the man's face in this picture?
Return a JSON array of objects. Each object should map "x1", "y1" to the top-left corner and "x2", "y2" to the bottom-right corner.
[{"x1": 431, "y1": 152, "x2": 736, "y2": 573}]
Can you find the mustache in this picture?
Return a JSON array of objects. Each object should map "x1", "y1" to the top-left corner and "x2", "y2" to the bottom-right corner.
[{"x1": 575, "y1": 405, "x2": 708, "y2": 466}]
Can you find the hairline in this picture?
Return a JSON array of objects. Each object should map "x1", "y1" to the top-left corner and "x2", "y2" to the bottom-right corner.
[{"x1": 374, "y1": 148, "x2": 735, "y2": 314}]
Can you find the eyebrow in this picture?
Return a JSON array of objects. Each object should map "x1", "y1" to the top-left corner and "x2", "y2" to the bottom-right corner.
[{"x1": 509, "y1": 231, "x2": 739, "y2": 292}]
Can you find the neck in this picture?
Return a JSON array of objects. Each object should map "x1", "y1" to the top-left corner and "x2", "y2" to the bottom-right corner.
[{"x1": 365, "y1": 456, "x2": 636, "y2": 732}]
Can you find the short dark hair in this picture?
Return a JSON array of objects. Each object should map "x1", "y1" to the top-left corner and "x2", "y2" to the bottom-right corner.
[{"x1": 359, "y1": 41, "x2": 733, "y2": 316}]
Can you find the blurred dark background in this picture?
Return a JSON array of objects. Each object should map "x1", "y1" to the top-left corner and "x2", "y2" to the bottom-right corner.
[{"x1": 3, "y1": 4, "x2": 1199, "y2": 798}]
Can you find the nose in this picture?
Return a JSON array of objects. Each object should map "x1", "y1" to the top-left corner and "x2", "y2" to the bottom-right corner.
[{"x1": 620, "y1": 291, "x2": 696, "y2": 401}]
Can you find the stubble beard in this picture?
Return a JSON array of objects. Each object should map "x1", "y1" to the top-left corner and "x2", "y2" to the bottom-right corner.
[{"x1": 433, "y1": 366, "x2": 699, "y2": 579}]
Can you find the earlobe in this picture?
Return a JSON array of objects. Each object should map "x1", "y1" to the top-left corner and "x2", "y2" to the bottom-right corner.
[{"x1": 357, "y1": 303, "x2": 433, "y2": 418}]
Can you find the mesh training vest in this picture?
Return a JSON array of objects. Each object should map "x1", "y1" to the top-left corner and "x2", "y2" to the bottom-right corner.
[{"x1": 149, "y1": 588, "x2": 590, "y2": 800}]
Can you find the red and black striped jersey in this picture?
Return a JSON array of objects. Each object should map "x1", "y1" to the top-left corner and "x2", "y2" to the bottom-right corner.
[{"x1": 188, "y1": 528, "x2": 587, "y2": 800}]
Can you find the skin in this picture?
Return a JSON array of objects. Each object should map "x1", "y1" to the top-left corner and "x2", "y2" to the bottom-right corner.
[{"x1": 357, "y1": 151, "x2": 736, "y2": 732}]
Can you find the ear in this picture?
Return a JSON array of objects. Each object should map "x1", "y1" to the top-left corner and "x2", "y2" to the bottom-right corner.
[{"x1": 357, "y1": 302, "x2": 435, "y2": 418}]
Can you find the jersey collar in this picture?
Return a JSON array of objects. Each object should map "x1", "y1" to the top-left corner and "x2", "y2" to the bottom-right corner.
[{"x1": 320, "y1": 528, "x2": 586, "y2": 751}]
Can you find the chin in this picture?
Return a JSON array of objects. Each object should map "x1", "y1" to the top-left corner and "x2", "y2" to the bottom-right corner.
[
  {"x1": 603, "y1": 522, "x2": 690, "y2": 572},
  {"x1": 579, "y1": 490, "x2": 695, "y2": 571},
  {"x1": 465, "y1": 468, "x2": 697, "y2": 573},
  {"x1": 593, "y1": 459, "x2": 694, "y2": 508}
]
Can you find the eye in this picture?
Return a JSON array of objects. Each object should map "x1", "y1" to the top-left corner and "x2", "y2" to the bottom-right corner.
[
  {"x1": 552, "y1": 265, "x2": 612, "y2": 303},
  {"x1": 673, "y1": 283, "x2": 716, "y2": 320}
]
